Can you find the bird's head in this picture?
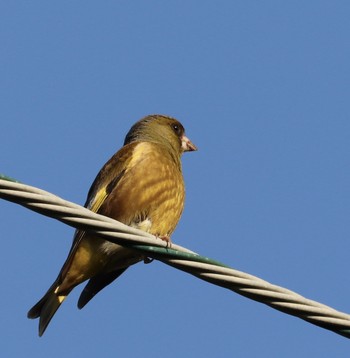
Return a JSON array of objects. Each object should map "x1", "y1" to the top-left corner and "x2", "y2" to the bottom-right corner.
[{"x1": 124, "y1": 115, "x2": 197, "y2": 157}]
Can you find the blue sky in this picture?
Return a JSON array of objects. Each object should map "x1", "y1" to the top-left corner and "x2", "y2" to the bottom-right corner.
[{"x1": 1, "y1": 1, "x2": 350, "y2": 356}]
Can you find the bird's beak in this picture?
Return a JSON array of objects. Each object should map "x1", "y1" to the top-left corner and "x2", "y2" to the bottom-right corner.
[{"x1": 181, "y1": 135, "x2": 197, "y2": 152}]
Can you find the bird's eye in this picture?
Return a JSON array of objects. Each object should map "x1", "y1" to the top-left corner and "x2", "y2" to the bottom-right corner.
[{"x1": 172, "y1": 123, "x2": 182, "y2": 135}]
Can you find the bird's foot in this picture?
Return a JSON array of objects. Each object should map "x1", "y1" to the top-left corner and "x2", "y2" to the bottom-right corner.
[
  {"x1": 158, "y1": 235, "x2": 172, "y2": 248},
  {"x1": 143, "y1": 257, "x2": 154, "y2": 264}
]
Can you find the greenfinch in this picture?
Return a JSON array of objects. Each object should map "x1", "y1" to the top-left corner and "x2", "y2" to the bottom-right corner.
[{"x1": 28, "y1": 114, "x2": 197, "y2": 336}]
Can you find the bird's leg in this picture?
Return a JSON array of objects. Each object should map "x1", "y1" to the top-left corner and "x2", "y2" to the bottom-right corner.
[
  {"x1": 158, "y1": 235, "x2": 172, "y2": 248},
  {"x1": 143, "y1": 235, "x2": 171, "y2": 264}
]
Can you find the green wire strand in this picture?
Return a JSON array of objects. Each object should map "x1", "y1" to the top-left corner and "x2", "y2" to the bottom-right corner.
[
  {"x1": 132, "y1": 244, "x2": 231, "y2": 268},
  {"x1": 0, "y1": 174, "x2": 20, "y2": 183}
]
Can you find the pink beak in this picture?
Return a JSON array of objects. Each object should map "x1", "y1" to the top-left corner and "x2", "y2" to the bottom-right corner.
[{"x1": 181, "y1": 135, "x2": 197, "y2": 152}]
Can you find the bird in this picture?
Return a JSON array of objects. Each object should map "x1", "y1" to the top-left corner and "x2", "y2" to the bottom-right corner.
[{"x1": 27, "y1": 114, "x2": 197, "y2": 336}]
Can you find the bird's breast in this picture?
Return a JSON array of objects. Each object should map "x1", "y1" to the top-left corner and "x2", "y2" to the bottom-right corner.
[{"x1": 101, "y1": 142, "x2": 185, "y2": 238}]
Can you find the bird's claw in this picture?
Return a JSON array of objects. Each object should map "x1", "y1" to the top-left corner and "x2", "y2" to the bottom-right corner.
[
  {"x1": 158, "y1": 235, "x2": 172, "y2": 248},
  {"x1": 143, "y1": 257, "x2": 154, "y2": 264}
]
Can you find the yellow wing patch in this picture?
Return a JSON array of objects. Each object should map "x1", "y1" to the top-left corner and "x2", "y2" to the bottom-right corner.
[{"x1": 89, "y1": 187, "x2": 108, "y2": 213}]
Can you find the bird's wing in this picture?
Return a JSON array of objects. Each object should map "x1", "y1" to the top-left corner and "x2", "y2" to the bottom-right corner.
[
  {"x1": 84, "y1": 143, "x2": 139, "y2": 212},
  {"x1": 59, "y1": 143, "x2": 140, "y2": 279},
  {"x1": 77, "y1": 267, "x2": 128, "y2": 309}
]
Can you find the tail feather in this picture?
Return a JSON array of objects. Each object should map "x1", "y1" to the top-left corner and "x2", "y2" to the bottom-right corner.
[{"x1": 28, "y1": 282, "x2": 69, "y2": 337}]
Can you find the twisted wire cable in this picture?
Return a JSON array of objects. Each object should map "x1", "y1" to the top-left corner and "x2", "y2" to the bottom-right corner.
[{"x1": 0, "y1": 176, "x2": 349, "y2": 339}]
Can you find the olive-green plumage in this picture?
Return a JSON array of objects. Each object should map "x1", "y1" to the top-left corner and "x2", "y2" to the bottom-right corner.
[{"x1": 27, "y1": 114, "x2": 197, "y2": 336}]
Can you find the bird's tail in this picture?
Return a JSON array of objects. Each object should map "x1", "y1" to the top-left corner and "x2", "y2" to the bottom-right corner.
[{"x1": 27, "y1": 280, "x2": 70, "y2": 337}]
